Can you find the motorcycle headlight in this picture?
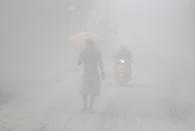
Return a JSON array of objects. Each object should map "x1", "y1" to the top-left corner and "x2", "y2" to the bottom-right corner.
[{"x1": 120, "y1": 59, "x2": 126, "y2": 63}]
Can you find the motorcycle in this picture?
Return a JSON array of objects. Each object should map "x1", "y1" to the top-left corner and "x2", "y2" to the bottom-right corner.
[{"x1": 115, "y1": 57, "x2": 131, "y2": 85}]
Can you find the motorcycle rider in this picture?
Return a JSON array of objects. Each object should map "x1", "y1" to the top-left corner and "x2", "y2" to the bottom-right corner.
[{"x1": 115, "y1": 45, "x2": 133, "y2": 81}]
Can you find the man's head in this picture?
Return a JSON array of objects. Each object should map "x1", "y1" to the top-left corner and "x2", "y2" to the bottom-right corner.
[{"x1": 85, "y1": 39, "x2": 95, "y2": 49}]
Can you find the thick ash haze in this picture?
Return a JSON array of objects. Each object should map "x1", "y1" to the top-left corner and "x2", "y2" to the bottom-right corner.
[{"x1": 0, "y1": 0, "x2": 195, "y2": 131}]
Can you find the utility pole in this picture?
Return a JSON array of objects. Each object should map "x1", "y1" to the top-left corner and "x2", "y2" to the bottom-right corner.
[
  {"x1": 105, "y1": 0, "x2": 111, "y2": 42},
  {"x1": 67, "y1": 3, "x2": 76, "y2": 36}
]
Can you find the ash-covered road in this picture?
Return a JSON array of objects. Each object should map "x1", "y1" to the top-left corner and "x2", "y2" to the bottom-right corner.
[{"x1": 0, "y1": 74, "x2": 194, "y2": 131}]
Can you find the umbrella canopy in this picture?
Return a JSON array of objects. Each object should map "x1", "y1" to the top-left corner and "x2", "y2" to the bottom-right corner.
[{"x1": 68, "y1": 32, "x2": 103, "y2": 45}]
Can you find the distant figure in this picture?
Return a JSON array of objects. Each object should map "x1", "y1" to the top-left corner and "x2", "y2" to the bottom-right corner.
[
  {"x1": 116, "y1": 45, "x2": 133, "y2": 63},
  {"x1": 114, "y1": 45, "x2": 133, "y2": 84},
  {"x1": 78, "y1": 39, "x2": 104, "y2": 113}
]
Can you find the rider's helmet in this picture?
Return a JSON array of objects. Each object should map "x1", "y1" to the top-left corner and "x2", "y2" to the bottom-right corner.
[{"x1": 120, "y1": 44, "x2": 127, "y2": 50}]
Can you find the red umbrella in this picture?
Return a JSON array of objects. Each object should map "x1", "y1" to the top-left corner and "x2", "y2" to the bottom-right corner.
[{"x1": 68, "y1": 32, "x2": 103, "y2": 45}]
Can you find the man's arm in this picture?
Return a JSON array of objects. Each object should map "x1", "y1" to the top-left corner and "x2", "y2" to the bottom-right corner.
[
  {"x1": 78, "y1": 52, "x2": 83, "y2": 65},
  {"x1": 128, "y1": 51, "x2": 133, "y2": 63},
  {"x1": 98, "y1": 53, "x2": 105, "y2": 80}
]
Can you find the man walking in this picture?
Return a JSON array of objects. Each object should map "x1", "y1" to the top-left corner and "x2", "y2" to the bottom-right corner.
[{"x1": 78, "y1": 39, "x2": 104, "y2": 113}]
